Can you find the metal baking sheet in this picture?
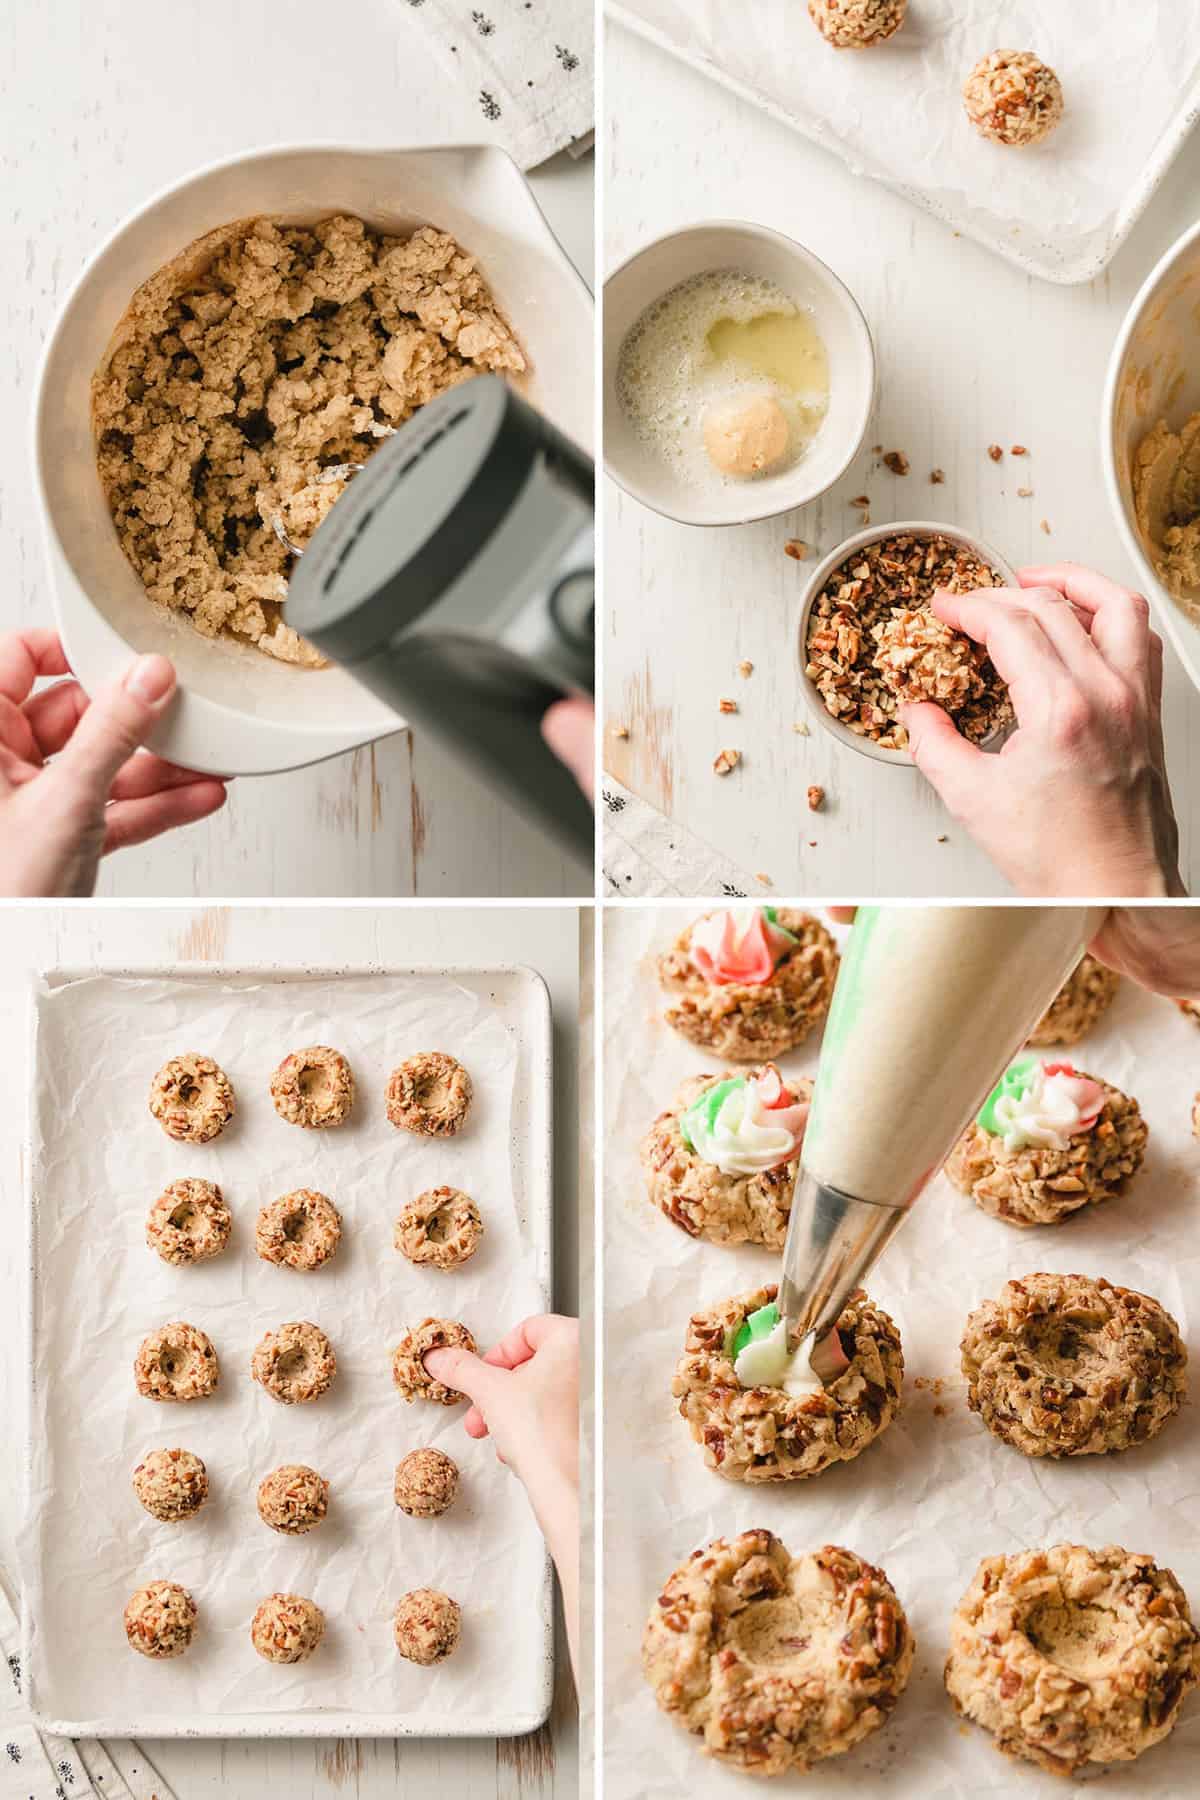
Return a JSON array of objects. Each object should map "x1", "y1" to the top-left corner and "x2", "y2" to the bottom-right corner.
[{"x1": 22, "y1": 963, "x2": 554, "y2": 1740}]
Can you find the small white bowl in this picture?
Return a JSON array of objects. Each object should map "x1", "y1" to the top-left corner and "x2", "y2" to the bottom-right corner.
[
  {"x1": 602, "y1": 221, "x2": 875, "y2": 527},
  {"x1": 796, "y1": 521, "x2": 1019, "y2": 766},
  {"x1": 1103, "y1": 217, "x2": 1200, "y2": 700}
]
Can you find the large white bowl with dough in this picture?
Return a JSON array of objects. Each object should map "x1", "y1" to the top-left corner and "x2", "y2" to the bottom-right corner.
[
  {"x1": 1103, "y1": 216, "x2": 1200, "y2": 699},
  {"x1": 603, "y1": 221, "x2": 875, "y2": 527},
  {"x1": 33, "y1": 143, "x2": 593, "y2": 777}
]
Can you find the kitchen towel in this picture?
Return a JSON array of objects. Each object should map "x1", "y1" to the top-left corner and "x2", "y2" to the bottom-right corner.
[{"x1": 601, "y1": 776, "x2": 762, "y2": 898}]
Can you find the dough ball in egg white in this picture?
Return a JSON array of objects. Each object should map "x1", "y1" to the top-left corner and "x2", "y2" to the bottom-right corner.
[{"x1": 703, "y1": 394, "x2": 789, "y2": 477}]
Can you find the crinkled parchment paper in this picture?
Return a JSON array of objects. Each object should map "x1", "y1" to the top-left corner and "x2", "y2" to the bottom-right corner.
[
  {"x1": 23, "y1": 970, "x2": 551, "y2": 1734},
  {"x1": 603, "y1": 907, "x2": 1200, "y2": 1795},
  {"x1": 611, "y1": 0, "x2": 1200, "y2": 280}
]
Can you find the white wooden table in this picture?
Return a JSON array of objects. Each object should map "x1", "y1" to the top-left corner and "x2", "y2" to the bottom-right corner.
[
  {"x1": 2, "y1": 0, "x2": 593, "y2": 899},
  {"x1": 0, "y1": 903, "x2": 584, "y2": 1800},
  {"x1": 603, "y1": 19, "x2": 1200, "y2": 897}
]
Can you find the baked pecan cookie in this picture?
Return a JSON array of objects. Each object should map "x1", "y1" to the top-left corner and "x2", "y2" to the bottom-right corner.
[
  {"x1": 270, "y1": 1046, "x2": 354, "y2": 1129},
  {"x1": 658, "y1": 907, "x2": 837, "y2": 1061},
  {"x1": 394, "y1": 1589, "x2": 461, "y2": 1664},
  {"x1": 643, "y1": 1531, "x2": 913, "y2": 1776},
  {"x1": 148, "y1": 1053, "x2": 234, "y2": 1143},
  {"x1": 252, "y1": 1322, "x2": 336, "y2": 1404},
  {"x1": 394, "y1": 1448, "x2": 459, "y2": 1518},
  {"x1": 945, "y1": 1059, "x2": 1146, "y2": 1227},
  {"x1": 394, "y1": 1187, "x2": 483, "y2": 1270},
  {"x1": 251, "y1": 1593, "x2": 325, "y2": 1664},
  {"x1": 257, "y1": 1464, "x2": 329, "y2": 1534},
  {"x1": 125, "y1": 1580, "x2": 197, "y2": 1658},
  {"x1": 391, "y1": 1318, "x2": 477, "y2": 1405},
  {"x1": 255, "y1": 1190, "x2": 342, "y2": 1271},
  {"x1": 640, "y1": 1068, "x2": 812, "y2": 1249},
  {"x1": 945, "y1": 1544, "x2": 1200, "y2": 1775},
  {"x1": 146, "y1": 1178, "x2": 232, "y2": 1266},
  {"x1": 131, "y1": 1448, "x2": 209, "y2": 1521},
  {"x1": 386, "y1": 1051, "x2": 473, "y2": 1136},
  {"x1": 961, "y1": 1273, "x2": 1187, "y2": 1458},
  {"x1": 1028, "y1": 957, "x2": 1119, "y2": 1047},
  {"x1": 673, "y1": 1284, "x2": 903, "y2": 1483},
  {"x1": 134, "y1": 1322, "x2": 219, "y2": 1402}
]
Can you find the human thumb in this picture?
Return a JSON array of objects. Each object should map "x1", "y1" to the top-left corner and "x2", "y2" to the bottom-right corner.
[
  {"x1": 425, "y1": 1343, "x2": 506, "y2": 1409},
  {"x1": 900, "y1": 701, "x2": 982, "y2": 806},
  {"x1": 50, "y1": 655, "x2": 177, "y2": 804}
]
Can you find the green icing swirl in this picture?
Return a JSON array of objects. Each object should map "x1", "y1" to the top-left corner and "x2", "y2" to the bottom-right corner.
[
  {"x1": 762, "y1": 905, "x2": 798, "y2": 945},
  {"x1": 730, "y1": 1300, "x2": 781, "y2": 1361},
  {"x1": 977, "y1": 1053, "x2": 1040, "y2": 1135},
  {"x1": 679, "y1": 1075, "x2": 745, "y2": 1151}
]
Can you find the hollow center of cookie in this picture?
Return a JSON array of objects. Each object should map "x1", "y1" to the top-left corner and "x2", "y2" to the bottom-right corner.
[
  {"x1": 277, "y1": 1348, "x2": 310, "y2": 1381},
  {"x1": 1024, "y1": 1598, "x2": 1118, "y2": 1677},
  {"x1": 727, "y1": 1596, "x2": 821, "y2": 1670},
  {"x1": 160, "y1": 1352, "x2": 181, "y2": 1377},
  {"x1": 169, "y1": 1202, "x2": 197, "y2": 1231},
  {"x1": 415, "y1": 1072, "x2": 451, "y2": 1110},
  {"x1": 1017, "y1": 1324, "x2": 1103, "y2": 1384},
  {"x1": 298, "y1": 1065, "x2": 333, "y2": 1102},
  {"x1": 427, "y1": 1211, "x2": 450, "y2": 1242},
  {"x1": 178, "y1": 1082, "x2": 200, "y2": 1107},
  {"x1": 282, "y1": 1212, "x2": 311, "y2": 1244}
]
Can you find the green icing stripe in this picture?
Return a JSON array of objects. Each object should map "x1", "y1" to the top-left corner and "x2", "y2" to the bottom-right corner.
[
  {"x1": 808, "y1": 905, "x2": 883, "y2": 1143},
  {"x1": 731, "y1": 1300, "x2": 781, "y2": 1361},
  {"x1": 977, "y1": 1053, "x2": 1040, "y2": 1134},
  {"x1": 679, "y1": 1076, "x2": 745, "y2": 1151},
  {"x1": 762, "y1": 904, "x2": 798, "y2": 946}
]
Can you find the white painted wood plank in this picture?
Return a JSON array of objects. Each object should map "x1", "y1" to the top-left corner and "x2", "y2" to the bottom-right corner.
[{"x1": 603, "y1": 20, "x2": 1200, "y2": 896}]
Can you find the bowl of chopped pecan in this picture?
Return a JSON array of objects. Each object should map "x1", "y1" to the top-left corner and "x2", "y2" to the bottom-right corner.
[{"x1": 798, "y1": 523, "x2": 1018, "y2": 763}]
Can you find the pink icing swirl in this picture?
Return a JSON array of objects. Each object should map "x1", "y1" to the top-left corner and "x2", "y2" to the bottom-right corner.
[
  {"x1": 1042, "y1": 1062, "x2": 1105, "y2": 1133},
  {"x1": 690, "y1": 909, "x2": 777, "y2": 986},
  {"x1": 753, "y1": 1063, "x2": 810, "y2": 1151}
]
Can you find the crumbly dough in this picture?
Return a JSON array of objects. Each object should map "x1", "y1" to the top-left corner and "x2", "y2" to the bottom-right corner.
[
  {"x1": 640, "y1": 1071, "x2": 811, "y2": 1248},
  {"x1": 703, "y1": 396, "x2": 789, "y2": 477},
  {"x1": 945, "y1": 1544, "x2": 1200, "y2": 1775},
  {"x1": 1133, "y1": 414, "x2": 1200, "y2": 606},
  {"x1": 92, "y1": 215, "x2": 524, "y2": 668},
  {"x1": 871, "y1": 607, "x2": 983, "y2": 712},
  {"x1": 807, "y1": 0, "x2": 907, "y2": 50},
  {"x1": 961, "y1": 1273, "x2": 1187, "y2": 1458},
  {"x1": 124, "y1": 1580, "x2": 197, "y2": 1659},
  {"x1": 394, "y1": 1187, "x2": 483, "y2": 1270},
  {"x1": 251, "y1": 1592, "x2": 325, "y2": 1664},
  {"x1": 135, "y1": 1322, "x2": 219, "y2": 1403},
  {"x1": 257, "y1": 1463, "x2": 330, "y2": 1534},
  {"x1": 658, "y1": 908, "x2": 838, "y2": 1060},
  {"x1": 674, "y1": 1285, "x2": 903, "y2": 1483},
  {"x1": 394, "y1": 1589, "x2": 461, "y2": 1664},
  {"x1": 269, "y1": 1046, "x2": 355, "y2": 1129},
  {"x1": 148, "y1": 1053, "x2": 234, "y2": 1144},
  {"x1": 643, "y1": 1531, "x2": 914, "y2": 1776},
  {"x1": 386, "y1": 1051, "x2": 473, "y2": 1136},
  {"x1": 131, "y1": 1447, "x2": 209, "y2": 1521},
  {"x1": 145, "y1": 1178, "x2": 232, "y2": 1266},
  {"x1": 1028, "y1": 956, "x2": 1120, "y2": 1047},
  {"x1": 963, "y1": 50, "x2": 1064, "y2": 147},
  {"x1": 252, "y1": 1321, "x2": 336, "y2": 1404},
  {"x1": 394, "y1": 1448, "x2": 460, "y2": 1518},
  {"x1": 391, "y1": 1318, "x2": 477, "y2": 1405},
  {"x1": 255, "y1": 1189, "x2": 342, "y2": 1272},
  {"x1": 945, "y1": 1073, "x2": 1147, "y2": 1227}
]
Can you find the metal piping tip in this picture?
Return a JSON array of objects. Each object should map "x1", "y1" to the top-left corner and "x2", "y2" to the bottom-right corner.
[{"x1": 778, "y1": 1170, "x2": 909, "y2": 1354}]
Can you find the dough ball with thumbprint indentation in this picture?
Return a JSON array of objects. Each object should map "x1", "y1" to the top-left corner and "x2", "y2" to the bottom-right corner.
[
  {"x1": 124, "y1": 1580, "x2": 197, "y2": 1659},
  {"x1": 148, "y1": 1053, "x2": 234, "y2": 1143},
  {"x1": 394, "y1": 1589, "x2": 461, "y2": 1664},
  {"x1": 386, "y1": 1051, "x2": 473, "y2": 1137},
  {"x1": 392, "y1": 1318, "x2": 477, "y2": 1405},
  {"x1": 251, "y1": 1592, "x2": 325, "y2": 1664},
  {"x1": 394, "y1": 1448, "x2": 460, "y2": 1518},
  {"x1": 1029, "y1": 957, "x2": 1119, "y2": 1048},
  {"x1": 808, "y1": 0, "x2": 906, "y2": 49},
  {"x1": 134, "y1": 1322, "x2": 219, "y2": 1402},
  {"x1": 394, "y1": 1187, "x2": 483, "y2": 1270},
  {"x1": 255, "y1": 1189, "x2": 342, "y2": 1271},
  {"x1": 269, "y1": 1045, "x2": 355, "y2": 1129},
  {"x1": 252, "y1": 1321, "x2": 337, "y2": 1404},
  {"x1": 257, "y1": 1463, "x2": 330, "y2": 1534},
  {"x1": 145, "y1": 1178, "x2": 232, "y2": 1266},
  {"x1": 131, "y1": 1447, "x2": 209, "y2": 1521},
  {"x1": 963, "y1": 50, "x2": 1064, "y2": 147}
]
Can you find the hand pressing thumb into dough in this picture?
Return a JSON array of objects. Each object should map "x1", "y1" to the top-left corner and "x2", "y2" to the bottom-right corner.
[{"x1": 423, "y1": 1343, "x2": 508, "y2": 1444}]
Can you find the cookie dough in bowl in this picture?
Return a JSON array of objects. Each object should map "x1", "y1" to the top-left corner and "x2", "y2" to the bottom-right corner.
[
  {"x1": 945, "y1": 1055, "x2": 1147, "y2": 1227},
  {"x1": 251, "y1": 1592, "x2": 325, "y2": 1664},
  {"x1": 255, "y1": 1189, "x2": 342, "y2": 1272},
  {"x1": 391, "y1": 1318, "x2": 478, "y2": 1405},
  {"x1": 131, "y1": 1447, "x2": 209, "y2": 1521},
  {"x1": 673, "y1": 1283, "x2": 903, "y2": 1483},
  {"x1": 134, "y1": 1322, "x2": 219, "y2": 1402},
  {"x1": 252, "y1": 1321, "x2": 337, "y2": 1404},
  {"x1": 148, "y1": 1053, "x2": 234, "y2": 1144},
  {"x1": 269, "y1": 1046, "x2": 354, "y2": 1129},
  {"x1": 639, "y1": 1065, "x2": 810, "y2": 1248},
  {"x1": 961, "y1": 1273, "x2": 1187, "y2": 1458},
  {"x1": 124, "y1": 1580, "x2": 198, "y2": 1659},
  {"x1": 394, "y1": 1187, "x2": 483, "y2": 1270},
  {"x1": 657, "y1": 906, "x2": 837, "y2": 1061},
  {"x1": 386, "y1": 1051, "x2": 473, "y2": 1137},
  {"x1": 145, "y1": 1178, "x2": 232, "y2": 1266},
  {"x1": 945, "y1": 1544, "x2": 1200, "y2": 1775},
  {"x1": 257, "y1": 1463, "x2": 330, "y2": 1535},
  {"x1": 643, "y1": 1531, "x2": 913, "y2": 1776},
  {"x1": 395, "y1": 1589, "x2": 461, "y2": 1664},
  {"x1": 394, "y1": 1448, "x2": 460, "y2": 1518},
  {"x1": 1028, "y1": 956, "x2": 1119, "y2": 1047}
]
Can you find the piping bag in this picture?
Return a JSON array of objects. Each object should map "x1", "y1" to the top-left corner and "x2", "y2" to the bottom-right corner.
[{"x1": 779, "y1": 906, "x2": 1107, "y2": 1377}]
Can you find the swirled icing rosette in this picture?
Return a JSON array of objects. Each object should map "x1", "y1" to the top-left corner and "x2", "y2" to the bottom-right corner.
[
  {"x1": 977, "y1": 1055, "x2": 1106, "y2": 1154},
  {"x1": 679, "y1": 1064, "x2": 809, "y2": 1175},
  {"x1": 689, "y1": 906, "x2": 799, "y2": 987}
]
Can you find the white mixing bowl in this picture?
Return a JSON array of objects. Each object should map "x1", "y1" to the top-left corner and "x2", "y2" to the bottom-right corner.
[{"x1": 34, "y1": 143, "x2": 593, "y2": 777}]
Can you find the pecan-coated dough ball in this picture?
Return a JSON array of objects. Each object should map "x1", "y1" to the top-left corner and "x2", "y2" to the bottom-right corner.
[
  {"x1": 386, "y1": 1051, "x2": 473, "y2": 1137},
  {"x1": 145, "y1": 1178, "x2": 232, "y2": 1266},
  {"x1": 134, "y1": 1322, "x2": 219, "y2": 1402},
  {"x1": 255, "y1": 1189, "x2": 342, "y2": 1271},
  {"x1": 808, "y1": 0, "x2": 906, "y2": 51},
  {"x1": 963, "y1": 50, "x2": 1064, "y2": 148},
  {"x1": 132, "y1": 1447, "x2": 209, "y2": 1520},
  {"x1": 269, "y1": 1045, "x2": 354, "y2": 1129},
  {"x1": 394, "y1": 1187, "x2": 483, "y2": 1270},
  {"x1": 251, "y1": 1322, "x2": 337, "y2": 1404},
  {"x1": 148, "y1": 1053, "x2": 234, "y2": 1143},
  {"x1": 391, "y1": 1318, "x2": 477, "y2": 1405},
  {"x1": 394, "y1": 1448, "x2": 460, "y2": 1518},
  {"x1": 257, "y1": 1464, "x2": 329, "y2": 1534},
  {"x1": 124, "y1": 1580, "x2": 197, "y2": 1658},
  {"x1": 251, "y1": 1592, "x2": 325, "y2": 1664},
  {"x1": 1028, "y1": 957, "x2": 1119, "y2": 1047},
  {"x1": 394, "y1": 1589, "x2": 461, "y2": 1664}
]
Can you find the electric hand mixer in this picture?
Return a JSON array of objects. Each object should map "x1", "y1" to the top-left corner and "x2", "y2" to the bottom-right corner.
[{"x1": 774, "y1": 906, "x2": 1107, "y2": 1383}]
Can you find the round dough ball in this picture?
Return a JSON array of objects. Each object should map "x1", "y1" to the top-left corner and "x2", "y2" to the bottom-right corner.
[
  {"x1": 134, "y1": 1322, "x2": 219, "y2": 1403},
  {"x1": 251, "y1": 1592, "x2": 325, "y2": 1664},
  {"x1": 255, "y1": 1189, "x2": 342, "y2": 1272},
  {"x1": 394, "y1": 1448, "x2": 460, "y2": 1518},
  {"x1": 257, "y1": 1464, "x2": 330, "y2": 1534},
  {"x1": 124, "y1": 1580, "x2": 197, "y2": 1659},
  {"x1": 251, "y1": 1322, "x2": 337, "y2": 1404},
  {"x1": 643, "y1": 1531, "x2": 913, "y2": 1775},
  {"x1": 145, "y1": 1178, "x2": 232, "y2": 1267},
  {"x1": 945, "y1": 1544, "x2": 1200, "y2": 1774},
  {"x1": 394, "y1": 1589, "x2": 461, "y2": 1664},
  {"x1": 871, "y1": 608, "x2": 981, "y2": 712},
  {"x1": 961, "y1": 1273, "x2": 1187, "y2": 1458},
  {"x1": 963, "y1": 50, "x2": 1064, "y2": 148},
  {"x1": 148, "y1": 1053, "x2": 234, "y2": 1144},
  {"x1": 808, "y1": 0, "x2": 906, "y2": 50},
  {"x1": 391, "y1": 1318, "x2": 477, "y2": 1405},
  {"x1": 703, "y1": 395, "x2": 789, "y2": 477},
  {"x1": 386, "y1": 1051, "x2": 473, "y2": 1137},
  {"x1": 1029, "y1": 957, "x2": 1119, "y2": 1047},
  {"x1": 269, "y1": 1045, "x2": 354, "y2": 1129},
  {"x1": 394, "y1": 1187, "x2": 483, "y2": 1270},
  {"x1": 131, "y1": 1447, "x2": 209, "y2": 1521}
]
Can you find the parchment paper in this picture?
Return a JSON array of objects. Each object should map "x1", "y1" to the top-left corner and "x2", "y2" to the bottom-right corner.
[
  {"x1": 23, "y1": 970, "x2": 551, "y2": 1734},
  {"x1": 610, "y1": 0, "x2": 1200, "y2": 281},
  {"x1": 603, "y1": 907, "x2": 1200, "y2": 1795}
]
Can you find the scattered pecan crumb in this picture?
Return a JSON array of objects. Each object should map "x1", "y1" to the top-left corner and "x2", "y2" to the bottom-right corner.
[
  {"x1": 737, "y1": 659, "x2": 754, "y2": 678},
  {"x1": 793, "y1": 720, "x2": 810, "y2": 736},
  {"x1": 613, "y1": 724, "x2": 630, "y2": 740},
  {"x1": 754, "y1": 872, "x2": 772, "y2": 887},
  {"x1": 713, "y1": 748, "x2": 741, "y2": 776},
  {"x1": 1016, "y1": 486, "x2": 1033, "y2": 498},
  {"x1": 930, "y1": 468, "x2": 946, "y2": 484},
  {"x1": 718, "y1": 698, "x2": 738, "y2": 714},
  {"x1": 850, "y1": 494, "x2": 871, "y2": 508},
  {"x1": 807, "y1": 785, "x2": 825, "y2": 812},
  {"x1": 933, "y1": 1402, "x2": 947, "y2": 1417},
  {"x1": 784, "y1": 539, "x2": 809, "y2": 560},
  {"x1": 870, "y1": 443, "x2": 882, "y2": 454},
  {"x1": 883, "y1": 450, "x2": 910, "y2": 476},
  {"x1": 1040, "y1": 518, "x2": 1051, "y2": 535},
  {"x1": 1011, "y1": 445, "x2": 1028, "y2": 456},
  {"x1": 808, "y1": 840, "x2": 818, "y2": 848},
  {"x1": 987, "y1": 444, "x2": 1003, "y2": 462},
  {"x1": 937, "y1": 834, "x2": 948, "y2": 843}
]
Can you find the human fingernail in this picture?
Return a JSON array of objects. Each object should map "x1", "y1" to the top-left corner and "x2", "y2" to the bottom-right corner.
[{"x1": 124, "y1": 654, "x2": 175, "y2": 704}]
